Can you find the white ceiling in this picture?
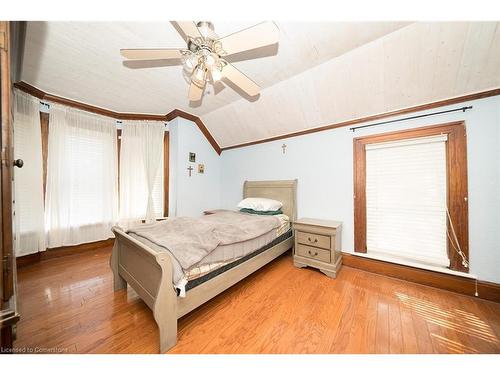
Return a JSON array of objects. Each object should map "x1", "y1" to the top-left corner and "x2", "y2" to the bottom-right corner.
[
  {"x1": 21, "y1": 22, "x2": 409, "y2": 111},
  {"x1": 204, "y1": 22, "x2": 500, "y2": 147},
  {"x1": 22, "y1": 21, "x2": 500, "y2": 148}
]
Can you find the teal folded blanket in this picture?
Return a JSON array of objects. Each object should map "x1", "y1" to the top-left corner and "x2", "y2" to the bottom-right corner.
[{"x1": 240, "y1": 208, "x2": 283, "y2": 215}]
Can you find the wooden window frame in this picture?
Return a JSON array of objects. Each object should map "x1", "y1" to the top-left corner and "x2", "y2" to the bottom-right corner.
[
  {"x1": 163, "y1": 131, "x2": 169, "y2": 217},
  {"x1": 353, "y1": 121, "x2": 469, "y2": 272}
]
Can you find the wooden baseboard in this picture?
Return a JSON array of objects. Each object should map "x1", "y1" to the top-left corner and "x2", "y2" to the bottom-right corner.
[
  {"x1": 16, "y1": 238, "x2": 114, "y2": 268},
  {"x1": 342, "y1": 253, "x2": 500, "y2": 303}
]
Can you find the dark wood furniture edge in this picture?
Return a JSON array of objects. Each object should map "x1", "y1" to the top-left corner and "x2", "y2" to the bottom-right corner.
[
  {"x1": 221, "y1": 87, "x2": 500, "y2": 151},
  {"x1": 13, "y1": 81, "x2": 222, "y2": 155},
  {"x1": 342, "y1": 252, "x2": 500, "y2": 303},
  {"x1": 16, "y1": 238, "x2": 114, "y2": 268}
]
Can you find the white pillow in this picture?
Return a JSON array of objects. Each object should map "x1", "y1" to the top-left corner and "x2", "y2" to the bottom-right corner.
[{"x1": 237, "y1": 197, "x2": 283, "y2": 212}]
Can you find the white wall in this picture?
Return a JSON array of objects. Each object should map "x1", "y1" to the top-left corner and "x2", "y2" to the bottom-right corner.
[
  {"x1": 219, "y1": 95, "x2": 500, "y2": 283},
  {"x1": 168, "y1": 117, "x2": 221, "y2": 217}
]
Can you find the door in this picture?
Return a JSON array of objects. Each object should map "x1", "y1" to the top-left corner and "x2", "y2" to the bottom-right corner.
[{"x1": 0, "y1": 21, "x2": 19, "y2": 352}]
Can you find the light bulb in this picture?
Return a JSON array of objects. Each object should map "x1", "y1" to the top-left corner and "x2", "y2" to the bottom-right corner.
[
  {"x1": 205, "y1": 53, "x2": 218, "y2": 68},
  {"x1": 183, "y1": 54, "x2": 198, "y2": 73},
  {"x1": 199, "y1": 25, "x2": 209, "y2": 38},
  {"x1": 192, "y1": 64, "x2": 207, "y2": 86},
  {"x1": 211, "y1": 67, "x2": 222, "y2": 82}
]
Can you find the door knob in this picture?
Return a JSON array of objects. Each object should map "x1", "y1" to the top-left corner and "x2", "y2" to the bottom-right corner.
[{"x1": 13, "y1": 159, "x2": 24, "y2": 168}]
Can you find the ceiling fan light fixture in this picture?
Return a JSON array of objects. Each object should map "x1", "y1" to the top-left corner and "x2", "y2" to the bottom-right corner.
[
  {"x1": 121, "y1": 21, "x2": 279, "y2": 102},
  {"x1": 192, "y1": 64, "x2": 207, "y2": 86}
]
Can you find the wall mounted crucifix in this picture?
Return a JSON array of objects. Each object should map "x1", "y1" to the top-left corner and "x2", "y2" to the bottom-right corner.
[
  {"x1": 187, "y1": 165, "x2": 194, "y2": 177},
  {"x1": 282, "y1": 143, "x2": 287, "y2": 154}
]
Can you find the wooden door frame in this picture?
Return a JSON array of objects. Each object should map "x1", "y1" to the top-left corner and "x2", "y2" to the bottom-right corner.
[
  {"x1": 0, "y1": 20, "x2": 19, "y2": 352},
  {"x1": 353, "y1": 121, "x2": 469, "y2": 272},
  {"x1": 0, "y1": 21, "x2": 13, "y2": 304}
]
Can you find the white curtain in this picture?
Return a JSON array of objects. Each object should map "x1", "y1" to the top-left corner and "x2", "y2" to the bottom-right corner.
[
  {"x1": 119, "y1": 120, "x2": 164, "y2": 226},
  {"x1": 13, "y1": 90, "x2": 46, "y2": 256},
  {"x1": 45, "y1": 103, "x2": 119, "y2": 247}
]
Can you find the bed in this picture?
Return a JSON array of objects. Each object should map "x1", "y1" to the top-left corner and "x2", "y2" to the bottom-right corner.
[{"x1": 109, "y1": 179, "x2": 297, "y2": 353}]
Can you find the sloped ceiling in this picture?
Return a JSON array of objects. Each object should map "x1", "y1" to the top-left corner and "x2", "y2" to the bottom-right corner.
[{"x1": 22, "y1": 21, "x2": 500, "y2": 148}]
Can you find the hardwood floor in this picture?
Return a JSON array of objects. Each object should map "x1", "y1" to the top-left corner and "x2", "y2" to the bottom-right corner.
[{"x1": 14, "y1": 246, "x2": 500, "y2": 354}]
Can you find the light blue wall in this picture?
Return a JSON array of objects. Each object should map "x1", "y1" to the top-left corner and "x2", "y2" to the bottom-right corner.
[
  {"x1": 168, "y1": 117, "x2": 221, "y2": 217},
  {"x1": 219, "y1": 95, "x2": 500, "y2": 283}
]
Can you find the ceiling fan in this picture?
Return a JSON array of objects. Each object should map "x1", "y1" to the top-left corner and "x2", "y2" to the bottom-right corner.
[{"x1": 120, "y1": 21, "x2": 279, "y2": 102}]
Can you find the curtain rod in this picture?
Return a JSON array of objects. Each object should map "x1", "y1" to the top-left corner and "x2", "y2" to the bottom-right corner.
[{"x1": 349, "y1": 106, "x2": 473, "y2": 132}]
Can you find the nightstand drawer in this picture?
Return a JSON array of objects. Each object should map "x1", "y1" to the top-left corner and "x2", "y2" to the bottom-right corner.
[
  {"x1": 296, "y1": 244, "x2": 331, "y2": 263},
  {"x1": 297, "y1": 231, "x2": 331, "y2": 250}
]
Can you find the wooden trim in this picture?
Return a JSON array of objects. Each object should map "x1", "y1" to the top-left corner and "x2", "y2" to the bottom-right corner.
[
  {"x1": 163, "y1": 131, "x2": 169, "y2": 217},
  {"x1": 116, "y1": 128, "x2": 122, "y2": 198},
  {"x1": 13, "y1": 81, "x2": 167, "y2": 121},
  {"x1": 353, "y1": 121, "x2": 469, "y2": 272},
  {"x1": 40, "y1": 112, "x2": 49, "y2": 198},
  {"x1": 353, "y1": 138, "x2": 367, "y2": 253},
  {"x1": 166, "y1": 109, "x2": 222, "y2": 155},
  {"x1": 16, "y1": 238, "x2": 114, "y2": 268},
  {"x1": 15, "y1": 252, "x2": 40, "y2": 268},
  {"x1": 14, "y1": 81, "x2": 222, "y2": 155},
  {"x1": 221, "y1": 87, "x2": 500, "y2": 151},
  {"x1": 342, "y1": 253, "x2": 500, "y2": 303},
  {"x1": 0, "y1": 21, "x2": 14, "y2": 304}
]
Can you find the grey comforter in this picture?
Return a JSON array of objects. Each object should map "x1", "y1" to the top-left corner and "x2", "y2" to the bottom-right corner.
[{"x1": 127, "y1": 210, "x2": 281, "y2": 270}]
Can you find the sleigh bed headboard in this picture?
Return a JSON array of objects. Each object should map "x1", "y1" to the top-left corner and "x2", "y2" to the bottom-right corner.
[{"x1": 243, "y1": 179, "x2": 297, "y2": 222}]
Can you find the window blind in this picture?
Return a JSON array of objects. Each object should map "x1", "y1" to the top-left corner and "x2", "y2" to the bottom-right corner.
[{"x1": 365, "y1": 135, "x2": 449, "y2": 268}]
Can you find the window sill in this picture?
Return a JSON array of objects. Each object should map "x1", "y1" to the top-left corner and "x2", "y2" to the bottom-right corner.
[{"x1": 347, "y1": 251, "x2": 476, "y2": 280}]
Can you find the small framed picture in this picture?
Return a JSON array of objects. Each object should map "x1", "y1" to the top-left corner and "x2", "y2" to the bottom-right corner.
[
  {"x1": 198, "y1": 164, "x2": 205, "y2": 174},
  {"x1": 189, "y1": 152, "x2": 196, "y2": 162}
]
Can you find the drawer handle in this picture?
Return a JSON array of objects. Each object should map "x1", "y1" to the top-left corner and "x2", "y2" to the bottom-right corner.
[
  {"x1": 308, "y1": 237, "x2": 318, "y2": 243},
  {"x1": 308, "y1": 250, "x2": 318, "y2": 257}
]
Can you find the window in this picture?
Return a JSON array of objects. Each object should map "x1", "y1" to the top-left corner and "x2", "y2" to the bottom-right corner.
[
  {"x1": 118, "y1": 120, "x2": 165, "y2": 226},
  {"x1": 44, "y1": 104, "x2": 119, "y2": 247},
  {"x1": 353, "y1": 122, "x2": 469, "y2": 272},
  {"x1": 65, "y1": 130, "x2": 118, "y2": 227}
]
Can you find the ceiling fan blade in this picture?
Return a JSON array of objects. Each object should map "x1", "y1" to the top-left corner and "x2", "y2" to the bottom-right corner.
[
  {"x1": 120, "y1": 49, "x2": 184, "y2": 60},
  {"x1": 188, "y1": 81, "x2": 204, "y2": 101},
  {"x1": 216, "y1": 22, "x2": 279, "y2": 57},
  {"x1": 171, "y1": 21, "x2": 202, "y2": 42},
  {"x1": 222, "y1": 63, "x2": 260, "y2": 97}
]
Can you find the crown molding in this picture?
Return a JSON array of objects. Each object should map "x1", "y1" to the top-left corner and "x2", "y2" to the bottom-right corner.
[
  {"x1": 13, "y1": 81, "x2": 221, "y2": 155},
  {"x1": 13, "y1": 81, "x2": 167, "y2": 121},
  {"x1": 221, "y1": 87, "x2": 500, "y2": 151},
  {"x1": 165, "y1": 109, "x2": 222, "y2": 155}
]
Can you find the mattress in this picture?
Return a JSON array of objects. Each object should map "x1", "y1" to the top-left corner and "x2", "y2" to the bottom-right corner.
[
  {"x1": 184, "y1": 229, "x2": 293, "y2": 292},
  {"x1": 129, "y1": 213, "x2": 290, "y2": 296}
]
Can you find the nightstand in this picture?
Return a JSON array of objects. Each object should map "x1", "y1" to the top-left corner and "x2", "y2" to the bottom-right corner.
[{"x1": 293, "y1": 218, "x2": 342, "y2": 278}]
